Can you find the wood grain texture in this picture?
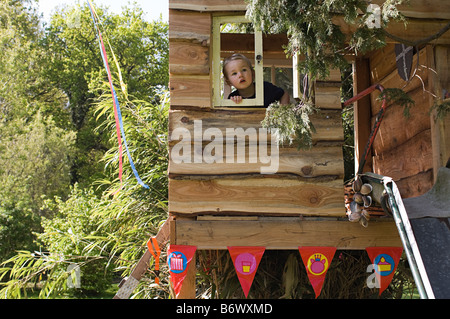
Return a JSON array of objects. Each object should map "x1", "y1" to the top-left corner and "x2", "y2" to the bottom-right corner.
[
  {"x1": 169, "y1": 0, "x2": 247, "y2": 11},
  {"x1": 169, "y1": 75, "x2": 212, "y2": 107},
  {"x1": 169, "y1": 144, "x2": 344, "y2": 178},
  {"x1": 169, "y1": 176, "x2": 345, "y2": 216},
  {"x1": 174, "y1": 218, "x2": 401, "y2": 249},
  {"x1": 315, "y1": 86, "x2": 342, "y2": 110},
  {"x1": 169, "y1": 10, "x2": 211, "y2": 44},
  {"x1": 372, "y1": 129, "x2": 433, "y2": 182},
  {"x1": 168, "y1": 108, "x2": 344, "y2": 143},
  {"x1": 170, "y1": 42, "x2": 209, "y2": 75}
]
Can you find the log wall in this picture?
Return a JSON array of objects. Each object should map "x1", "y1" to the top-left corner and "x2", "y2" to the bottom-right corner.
[
  {"x1": 168, "y1": 5, "x2": 346, "y2": 218},
  {"x1": 368, "y1": 45, "x2": 435, "y2": 198}
]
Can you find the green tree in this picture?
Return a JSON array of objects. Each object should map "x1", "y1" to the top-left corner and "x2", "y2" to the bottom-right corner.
[
  {"x1": 0, "y1": 113, "x2": 76, "y2": 259},
  {"x1": 0, "y1": 0, "x2": 76, "y2": 260},
  {"x1": 246, "y1": 0, "x2": 404, "y2": 81}
]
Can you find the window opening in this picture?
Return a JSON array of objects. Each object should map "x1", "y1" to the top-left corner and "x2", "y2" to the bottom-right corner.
[{"x1": 212, "y1": 16, "x2": 263, "y2": 107}]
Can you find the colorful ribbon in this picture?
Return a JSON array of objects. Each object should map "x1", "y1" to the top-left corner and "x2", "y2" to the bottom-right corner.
[{"x1": 87, "y1": 0, "x2": 149, "y2": 191}]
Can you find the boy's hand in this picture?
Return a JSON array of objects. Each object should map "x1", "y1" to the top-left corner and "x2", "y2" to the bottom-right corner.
[{"x1": 230, "y1": 95, "x2": 243, "y2": 104}]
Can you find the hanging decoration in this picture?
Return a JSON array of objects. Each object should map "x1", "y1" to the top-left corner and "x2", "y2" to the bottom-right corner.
[
  {"x1": 167, "y1": 245, "x2": 197, "y2": 297},
  {"x1": 228, "y1": 246, "x2": 265, "y2": 298},
  {"x1": 366, "y1": 247, "x2": 403, "y2": 295},
  {"x1": 298, "y1": 246, "x2": 336, "y2": 298},
  {"x1": 146, "y1": 237, "x2": 161, "y2": 285},
  {"x1": 86, "y1": 0, "x2": 149, "y2": 192}
]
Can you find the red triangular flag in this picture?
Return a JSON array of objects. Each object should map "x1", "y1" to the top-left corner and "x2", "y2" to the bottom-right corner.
[
  {"x1": 167, "y1": 245, "x2": 197, "y2": 297},
  {"x1": 228, "y1": 246, "x2": 265, "y2": 298},
  {"x1": 366, "y1": 246, "x2": 403, "y2": 295},
  {"x1": 299, "y1": 246, "x2": 336, "y2": 298}
]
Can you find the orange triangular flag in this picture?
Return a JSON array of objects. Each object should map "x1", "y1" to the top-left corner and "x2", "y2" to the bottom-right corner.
[
  {"x1": 366, "y1": 247, "x2": 403, "y2": 295},
  {"x1": 299, "y1": 246, "x2": 336, "y2": 298},
  {"x1": 228, "y1": 246, "x2": 265, "y2": 298},
  {"x1": 167, "y1": 245, "x2": 197, "y2": 297}
]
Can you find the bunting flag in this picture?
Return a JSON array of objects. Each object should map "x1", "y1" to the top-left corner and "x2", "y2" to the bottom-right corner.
[
  {"x1": 167, "y1": 245, "x2": 197, "y2": 297},
  {"x1": 228, "y1": 246, "x2": 265, "y2": 298},
  {"x1": 298, "y1": 246, "x2": 336, "y2": 298},
  {"x1": 366, "y1": 246, "x2": 403, "y2": 295},
  {"x1": 86, "y1": 0, "x2": 149, "y2": 192}
]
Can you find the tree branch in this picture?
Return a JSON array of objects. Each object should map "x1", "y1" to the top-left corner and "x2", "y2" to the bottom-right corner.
[{"x1": 382, "y1": 22, "x2": 450, "y2": 47}]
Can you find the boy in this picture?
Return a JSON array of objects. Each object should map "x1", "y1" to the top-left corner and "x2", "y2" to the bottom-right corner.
[{"x1": 222, "y1": 53, "x2": 290, "y2": 107}]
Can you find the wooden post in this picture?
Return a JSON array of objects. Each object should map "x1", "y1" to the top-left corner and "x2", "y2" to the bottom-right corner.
[
  {"x1": 172, "y1": 216, "x2": 197, "y2": 299},
  {"x1": 428, "y1": 45, "x2": 450, "y2": 181},
  {"x1": 353, "y1": 58, "x2": 373, "y2": 174},
  {"x1": 176, "y1": 252, "x2": 197, "y2": 299}
]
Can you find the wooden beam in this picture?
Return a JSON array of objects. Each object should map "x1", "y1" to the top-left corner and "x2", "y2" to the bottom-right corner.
[
  {"x1": 353, "y1": 58, "x2": 373, "y2": 174},
  {"x1": 168, "y1": 176, "x2": 345, "y2": 217},
  {"x1": 168, "y1": 108, "x2": 344, "y2": 144},
  {"x1": 334, "y1": 16, "x2": 450, "y2": 45},
  {"x1": 372, "y1": 129, "x2": 433, "y2": 183},
  {"x1": 169, "y1": 0, "x2": 450, "y2": 19},
  {"x1": 170, "y1": 41, "x2": 210, "y2": 75},
  {"x1": 169, "y1": 10, "x2": 211, "y2": 44},
  {"x1": 428, "y1": 45, "x2": 450, "y2": 181},
  {"x1": 169, "y1": 75, "x2": 212, "y2": 108},
  {"x1": 169, "y1": 144, "x2": 345, "y2": 178},
  {"x1": 372, "y1": 0, "x2": 450, "y2": 20},
  {"x1": 174, "y1": 218, "x2": 401, "y2": 249}
]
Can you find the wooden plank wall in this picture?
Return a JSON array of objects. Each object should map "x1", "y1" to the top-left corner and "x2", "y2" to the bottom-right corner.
[
  {"x1": 368, "y1": 45, "x2": 434, "y2": 198},
  {"x1": 168, "y1": 5, "x2": 346, "y2": 218}
]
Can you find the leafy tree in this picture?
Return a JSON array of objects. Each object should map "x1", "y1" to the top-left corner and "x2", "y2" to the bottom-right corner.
[
  {"x1": 246, "y1": 0, "x2": 404, "y2": 81},
  {"x1": 0, "y1": 113, "x2": 76, "y2": 259},
  {"x1": 0, "y1": 89, "x2": 170, "y2": 298},
  {"x1": 0, "y1": 0, "x2": 76, "y2": 260}
]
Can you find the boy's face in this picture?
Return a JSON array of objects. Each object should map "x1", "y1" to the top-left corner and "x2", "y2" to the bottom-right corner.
[{"x1": 224, "y1": 59, "x2": 254, "y2": 90}]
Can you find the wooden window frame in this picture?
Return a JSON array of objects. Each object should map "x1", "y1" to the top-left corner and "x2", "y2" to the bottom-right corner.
[{"x1": 212, "y1": 15, "x2": 264, "y2": 107}]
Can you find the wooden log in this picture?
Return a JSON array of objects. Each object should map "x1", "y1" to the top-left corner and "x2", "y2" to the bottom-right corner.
[
  {"x1": 169, "y1": 0, "x2": 247, "y2": 11},
  {"x1": 395, "y1": 169, "x2": 434, "y2": 198},
  {"x1": 372, "y1": 128, "x2": 433, "y2": 181},
  {"x1": 370, "y1": 46, "x2": 429, "y2": 114},
  {"x1": 168, "y1": 176, "x2": 345, "y2": 217},
  {"x1": 353, "y1": 57, "x2": 373, "y2": 173},
  {"x1": 169, "y1": 144, "x2": 344, "y2": 178},
  {"x1": 428, "y1": 45, "x2": 450, "y2": 181},
  {"x1": 174, "y1": 218, "x2": 401, "y2": 249},
  {"x1": 372, "y1": 0, "x2": 450, "y2": 20},
  {"x1": 334, "y1": 16, "x2": 450, "y2": 45},
  {"x1": 169, "y1": 75, "x2": 212, "y2": 107},
  {"x1": 168, "y1": 108, "x2": 344, "y2": 144},
  {"x1": 371, "y1": 86, "x2": 432, "y2": 155},
  {"x1": 169, "y1": 42, "x2": 209, "y2": 75},
  {"x1": 169, "y1": 10, "x2": 211, "y2": 44},
  {"x1": 315, "y1": 86, "x2": 342, "y2": 109},
  {"x1": 368, "y1": 44, "x2": 397, "y2": 84}
]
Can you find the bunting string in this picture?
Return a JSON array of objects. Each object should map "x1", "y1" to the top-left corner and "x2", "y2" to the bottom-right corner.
[{"x1": 87, "y1": 0, "x2": 149, "y2": 191}]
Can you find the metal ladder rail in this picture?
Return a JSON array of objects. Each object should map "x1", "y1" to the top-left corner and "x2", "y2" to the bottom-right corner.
[{"x1": 362, "y1": 172, "x2": 435, "y2": 299}]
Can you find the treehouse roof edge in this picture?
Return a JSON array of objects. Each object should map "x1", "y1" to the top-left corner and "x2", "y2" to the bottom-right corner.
[{"x1": 169, "y1": 0, "x2": 247, "y2": 12}]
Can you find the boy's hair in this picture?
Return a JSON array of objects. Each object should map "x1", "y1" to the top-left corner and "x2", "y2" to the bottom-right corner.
[{"x1": 222, "y1": 53, "x2": 253, "y2": 80}]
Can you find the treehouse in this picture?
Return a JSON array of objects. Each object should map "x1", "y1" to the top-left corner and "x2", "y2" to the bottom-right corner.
[{"x1": 166, "y1": 0, "x2": 450, "y2": 298}]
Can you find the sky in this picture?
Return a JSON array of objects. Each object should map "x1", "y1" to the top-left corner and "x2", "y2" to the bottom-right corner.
[{"x1": 37, "y1": 0, "x2": 169, "y2": 22}]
